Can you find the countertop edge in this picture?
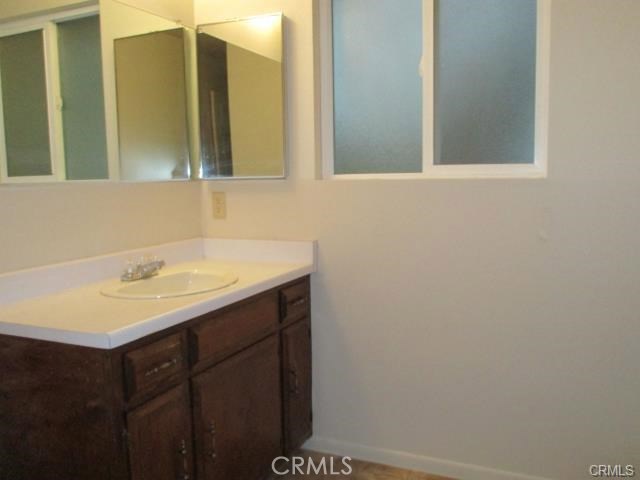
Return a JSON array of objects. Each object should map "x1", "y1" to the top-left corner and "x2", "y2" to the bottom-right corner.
[
  {"x1": 0, "y1": 264, "x2": 314, "y2": 349},
  {"x1": 106, "y1": 264, "x2": 314, "y2": 349}
]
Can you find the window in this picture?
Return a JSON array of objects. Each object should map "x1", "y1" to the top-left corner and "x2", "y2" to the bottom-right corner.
[
  {"x1": 0, "y1": 7, "x2": 107, "y2": 183},
  {"x1": 320, "y1": 0, "x2": 550, "y2": 179}
]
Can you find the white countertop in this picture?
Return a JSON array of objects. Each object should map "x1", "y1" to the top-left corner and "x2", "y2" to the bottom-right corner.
[{"x1": 0, "y1": 239, "x2": 316, "y2": 349}]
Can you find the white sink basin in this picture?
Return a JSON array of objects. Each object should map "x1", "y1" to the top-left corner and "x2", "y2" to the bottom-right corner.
[{"x1": 101, "y1": 270, "x2": 238, "y2": 299}]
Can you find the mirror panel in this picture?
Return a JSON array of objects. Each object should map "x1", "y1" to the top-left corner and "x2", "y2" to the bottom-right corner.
[
  {"x1": 0, "y1": 29, "x2": 53, "y2": 178},
  {"x1": 197, "y1": 14, "x2": 284, "y2": 179},
  {"x1": 0, "y1": 13, "x2": 109, "y2": 182},
  {"x1": 114, "y1": 29, "x2": 191, "y2": 181},
  {"x1": 103, "y1": 0, "x2": 193, "y2": 181},
  {"x1": 0, "y1": 3, "x2": 285, "y2": 183},
  {"x1": 58, "y1": 15, "x2": 109, "y2": 180}
]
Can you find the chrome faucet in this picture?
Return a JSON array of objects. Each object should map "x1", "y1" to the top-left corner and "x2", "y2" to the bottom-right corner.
[{"x1": 121, "y1": 256, "x2": 166, "y2": 282}]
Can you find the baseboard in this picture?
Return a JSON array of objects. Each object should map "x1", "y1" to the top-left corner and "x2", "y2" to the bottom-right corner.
[{"x1": 303, "y1": 436, "x2": 552, "y2": 480}]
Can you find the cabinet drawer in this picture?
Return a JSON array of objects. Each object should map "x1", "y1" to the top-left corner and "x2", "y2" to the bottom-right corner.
[
  {"x1": 279, "y1": 279, "x2": 310, "y2": 324},
  {"x1": 124, "y1": 332, "x2": 187, "y2": 402},
  {"x1": 190, "y1": 293, "x2": 279, "y2": 368}
]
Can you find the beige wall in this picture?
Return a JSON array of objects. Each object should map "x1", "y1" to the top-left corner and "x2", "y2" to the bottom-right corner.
[
  {"x1": 0, "y1": 182, "x2": 201, "y2": 273},
  {"x1": 0, "y1": 0, "x2": 90, "y2": 21},
  {"x1": 115, "y1": 0, "x2": 194, "y2": 26},
  {"x1": 227, "y1": 44, "x2": 284, "y2": 177},
  {"x1": 0, "y1": 0, "x2": 192, "y2": 24},
  {"x1": 0, "y1": 0, "x2": 202, "y2": 273},
  {"x1": 198, "y1": 1, "x2": 640, "y2": 479},
  {"x1": 202, "y1": 14, "x2": 282, "y2": 62}
]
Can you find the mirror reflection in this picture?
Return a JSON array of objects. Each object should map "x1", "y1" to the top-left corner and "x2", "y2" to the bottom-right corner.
[
  {"x1": 0, "y1": 3, "x2": 286, "y2": 184},
  {"x1": 0, "y1": 12, "x2": 108, "y2": 182},
  {"x1": 114, "y1": 28, "x2": 191, "y2": 181},
  {"x1": 108, "y1": 0, "x2": 193, "y2": 181},
  {"x1": 197, "y1": 14, "x2": 284, "y2": 179}
]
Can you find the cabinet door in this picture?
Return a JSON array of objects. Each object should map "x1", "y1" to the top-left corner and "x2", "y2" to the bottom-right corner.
[
  {"x1": 192, "y1": 335, "x2": 282, "y2": 480},
  {"x1": 282, "y1": 319, "x2": 312, "y2": 453},
  {"x1": 127, "y1": 384, "x2": 194, "y2": 480}
]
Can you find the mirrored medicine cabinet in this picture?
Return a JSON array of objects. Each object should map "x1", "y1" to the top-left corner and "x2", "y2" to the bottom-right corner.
[
  {"x1": 197, "y1": 14, "x2": 284, "y2": 179},
  {"x1": 0, "y1": 0, "x2": 285, "y2": 184}
]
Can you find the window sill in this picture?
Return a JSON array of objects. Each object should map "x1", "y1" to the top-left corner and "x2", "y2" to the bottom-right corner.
[{"x1": 325, "y1": 164, "x2": 547, "y2": 180}]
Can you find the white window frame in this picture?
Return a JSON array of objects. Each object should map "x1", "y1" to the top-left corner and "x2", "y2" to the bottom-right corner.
[
  {"x1": 0, "y1": 5, "x2": 99, "y2": 184},
  {"x1": 319, "y1": 0, "x2": 551, "y2": 180}
]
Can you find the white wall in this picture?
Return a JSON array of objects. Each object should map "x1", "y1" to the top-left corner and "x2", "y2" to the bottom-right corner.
[
  {"x1": 198, "y1": 1, "x2": 640, "y2": 479},
  {"x1": 0, "y1": 0, "x2": 638, "y2": 476}
]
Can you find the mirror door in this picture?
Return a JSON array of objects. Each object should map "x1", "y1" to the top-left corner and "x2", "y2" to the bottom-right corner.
[{"x1": 196, "y1": 14, "x2": 285, "y2": 179}]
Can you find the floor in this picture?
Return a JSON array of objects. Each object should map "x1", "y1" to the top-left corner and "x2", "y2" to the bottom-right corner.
[{"x1": 270, "y1": 451, "x2": 455, "y2": 480}]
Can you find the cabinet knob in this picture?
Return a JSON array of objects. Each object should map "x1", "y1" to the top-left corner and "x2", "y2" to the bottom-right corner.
[
  {"x1": 288, "y1": 368, "x2": 300, "y2": 395},
  {"x1": 178, "y1": 439, "x2": 187, "y2": 455},
  {"x1": 177, "y1": 439, "x2": 190, "y2": 479},
  {"x1": 208, "y1": 420, "x2": 217, "y2": 462}
]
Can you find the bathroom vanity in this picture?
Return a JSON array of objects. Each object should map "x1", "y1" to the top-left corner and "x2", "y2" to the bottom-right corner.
[{"x1": 0, "y1": 239, "x2": 315, "y2": 480}]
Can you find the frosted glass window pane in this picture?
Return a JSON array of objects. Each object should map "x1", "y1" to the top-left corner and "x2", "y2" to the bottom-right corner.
[
  {"x1": 332, "y1": 0, "x2": 422, "y2": 174},
  {"x1": 58, "y1": 15, "x2": 108, "y2": 180},
  {"x1": 435, "y1": 0, "x2": 537, "y2": 165},
  {"x1": 0, "y1": 30, "x2": 52, "y2": 177}
]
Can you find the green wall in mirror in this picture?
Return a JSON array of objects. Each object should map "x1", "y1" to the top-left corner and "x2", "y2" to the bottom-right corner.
[
  {"x1": 0, "y1": 30, "x2": 53, "y2": 179},
  {"x1": 0, "y1": 12, "x2": 107, "y2": 182},
  {"x1": 58, "y1": 15, "x2": 109, "y2": 180}
]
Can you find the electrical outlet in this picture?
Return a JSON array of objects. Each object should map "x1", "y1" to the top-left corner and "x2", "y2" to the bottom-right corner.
[{"x1": 211, "y1": 192, "x2": 227, "y2": 219}]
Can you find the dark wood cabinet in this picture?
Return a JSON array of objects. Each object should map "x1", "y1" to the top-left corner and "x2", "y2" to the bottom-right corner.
[
  {"x1": 0, "y1": 338, "x2": 127, "y2": 480},
  {"x1": 0, "y1": 276, "x2": 311, "y2": 480},
  {"x1": 192, "y1": 335, "x2": 282, "y2": 480},
  {"x1": 127, "y1": 384, "x2": 193, "y2": 480},
  {"x1": 189, "y1": 293, "x2": 279, "y2": 369},
  {"x1": 282, "y1": 318, "x2": 313, "y2": 452}
]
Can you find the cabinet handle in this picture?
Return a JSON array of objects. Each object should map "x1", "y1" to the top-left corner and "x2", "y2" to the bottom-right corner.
[
  {"x1": 144, "y1": 357, "x2": 179, "y2": 377},
  {"x1": 290, "y1": 296, "x2": 307, "y2": 307},
  {"x1": 177, "y1": 439, "x2": 190, "y2": 480},
  {"x1": 208, "y1": 421, "x2": 217, "y2": 461},
  {"x1": 281, "y1": 295, "x2": 307, "y2": 318},
  {"x1": 288, "y1": 368, "x2": 299, "y2": 395}
]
